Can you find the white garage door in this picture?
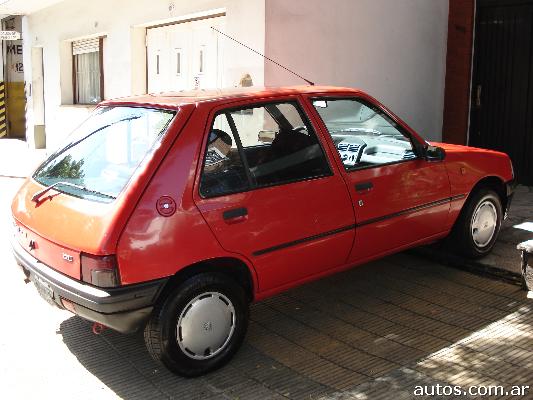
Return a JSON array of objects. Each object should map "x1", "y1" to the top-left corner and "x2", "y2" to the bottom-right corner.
[{"x1": 147, "y1": 16, "x2": 225, "y2": 93}]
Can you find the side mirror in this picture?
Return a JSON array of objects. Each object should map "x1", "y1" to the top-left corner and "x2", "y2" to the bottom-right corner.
[{"x1": 425, "y1": 145, "x2": 446, "y2": 162}]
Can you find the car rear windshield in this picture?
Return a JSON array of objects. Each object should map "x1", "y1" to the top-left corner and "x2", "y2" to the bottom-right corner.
[{"x1": 33, "y1": 106, "x2": 176, "y2": 202}]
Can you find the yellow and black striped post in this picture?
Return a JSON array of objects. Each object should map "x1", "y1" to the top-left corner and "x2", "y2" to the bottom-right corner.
[{"x1": 0, "y1": 82, "x2": 6, "y2": 138}]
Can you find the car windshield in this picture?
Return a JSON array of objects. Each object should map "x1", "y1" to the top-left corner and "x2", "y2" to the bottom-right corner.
[{"x1": 33, "y1": 106, "x2": 176, "y2": 202}]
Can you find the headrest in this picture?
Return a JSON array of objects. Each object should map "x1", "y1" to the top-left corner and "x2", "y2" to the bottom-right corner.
[{"x1": 209, "y1": 129, "x2": 232, "y2": 146}]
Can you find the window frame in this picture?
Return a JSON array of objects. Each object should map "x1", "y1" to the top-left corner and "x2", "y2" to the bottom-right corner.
[
  {"x1": 72, "y1": 37, "x2": 104, "y2": 105},
  {"x1": 198, "y1": 99, "x2": 334, "y2": 199},
  {"x1": 310, "y1": 96, "x2": 424, "y2": 173}
]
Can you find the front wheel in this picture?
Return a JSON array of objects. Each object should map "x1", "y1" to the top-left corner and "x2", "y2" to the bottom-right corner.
[
  {"x1": 144, "y1": 273, "x2": 249, "y2": 377},
  {"x1": 451, "y1": 189, "x2": 503, "y2": 259}
]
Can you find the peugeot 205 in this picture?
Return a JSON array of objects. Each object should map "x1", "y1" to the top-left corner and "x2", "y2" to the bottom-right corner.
[{"x1": 11, "y1": 86, "x2": 515, "y2": 376}]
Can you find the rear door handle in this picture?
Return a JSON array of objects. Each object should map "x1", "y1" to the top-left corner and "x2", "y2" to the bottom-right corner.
[
  {"x1": 223, "y1": 207, "x2": 248, "y2": 221},
  {"x1": 355, "y1": 181, "x2": 373, "y2": 192}
]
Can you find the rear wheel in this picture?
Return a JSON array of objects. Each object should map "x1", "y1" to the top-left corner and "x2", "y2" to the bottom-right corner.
[
  {"x1": 451, "y1": 189, "x2": 502, "y2": 259},
  {"x1": 144, "y1": 272, "x2": 249, "y2": 377}
]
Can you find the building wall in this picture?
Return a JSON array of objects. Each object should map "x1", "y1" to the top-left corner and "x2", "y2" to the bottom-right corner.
[
  {"x1": 22, "y1": 0, "x2": 266, "y2": 150},
  {"x1": 264, "y1": 0, "x2": 450, "y2": 141},
  {"x1": 23, "y1": 0, "x2": 451, "y2": 149},
  {"x1": 442, "y1": 0, "x2": 475, "y2": 145}
]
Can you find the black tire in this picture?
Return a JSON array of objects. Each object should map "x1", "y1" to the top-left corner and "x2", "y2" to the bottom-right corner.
[
  {"x1": 451, "y1": 188, "x2": 503, "y2": 259},
  {"x1": 144, "y1": 272, "x2": 249, "y2": 377}
]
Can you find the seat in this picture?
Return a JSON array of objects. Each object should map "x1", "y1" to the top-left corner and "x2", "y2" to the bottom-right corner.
[
  {"x1": 204, "y1": 129, "x2": 232, "y2": 172},
  {"x1": 254, "y1": 129, "x2": 318, "y2": 185}
]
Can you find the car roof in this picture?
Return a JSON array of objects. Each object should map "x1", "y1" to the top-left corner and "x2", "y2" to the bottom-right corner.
[{"x1": 100, "y1": 86, "x2": 364, "y2": 109}]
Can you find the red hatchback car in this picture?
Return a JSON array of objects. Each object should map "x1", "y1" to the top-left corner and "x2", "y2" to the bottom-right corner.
[{"x1": 11, "y1": 86, "x2": 514, "y2": 376}]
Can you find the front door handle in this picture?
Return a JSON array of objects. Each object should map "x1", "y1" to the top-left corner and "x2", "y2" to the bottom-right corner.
[
  {"x1": 355, "y1": 181, "x2": 373, "y2": 192},
  {"x1": 223, "y1": 207, "x2": 248, "y2": 221}
]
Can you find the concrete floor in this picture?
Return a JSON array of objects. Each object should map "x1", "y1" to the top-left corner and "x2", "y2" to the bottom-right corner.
[{"x1": 2, "y1": 177, "x2": 533, "y2": 399}]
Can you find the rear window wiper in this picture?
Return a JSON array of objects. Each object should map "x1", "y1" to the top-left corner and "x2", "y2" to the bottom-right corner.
[{"x1": 31, "y1": 181, "x2": 116, "y2": 203}]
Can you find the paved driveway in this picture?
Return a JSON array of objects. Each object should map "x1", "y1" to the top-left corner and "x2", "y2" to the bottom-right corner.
[{"x1": 1, "y1": 177, "x2": 532, "y2": 400}]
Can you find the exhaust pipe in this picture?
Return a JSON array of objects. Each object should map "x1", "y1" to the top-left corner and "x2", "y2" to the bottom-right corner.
[{"x1": 92, "y1": 322, "x2": 107, "y2": 335}]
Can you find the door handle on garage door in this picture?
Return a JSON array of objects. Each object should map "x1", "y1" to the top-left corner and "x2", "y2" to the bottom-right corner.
[
  {"x1": 223, "y1": 207, "x2": 248, "y2": 221},
  {"x1": 355, "y1": 181, "x2": 373, "y2": 192}
]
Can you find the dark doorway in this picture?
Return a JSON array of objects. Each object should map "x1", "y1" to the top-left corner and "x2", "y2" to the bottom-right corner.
[{"x1": 470, "y1": 0, "x2": 533, "y2": 185}]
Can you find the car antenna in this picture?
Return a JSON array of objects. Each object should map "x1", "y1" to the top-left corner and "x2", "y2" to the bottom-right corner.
[{"x1": 210, "y1": 26, "x2": 315, "y2": 86}]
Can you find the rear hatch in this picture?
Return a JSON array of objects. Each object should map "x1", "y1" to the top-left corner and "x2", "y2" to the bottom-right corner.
[
  {"x1": 11, "y1": 105, "x2": 178, "y2": 280},
  {"x1": 12, "y1": 180, "x2": 116, "y2": 279}
]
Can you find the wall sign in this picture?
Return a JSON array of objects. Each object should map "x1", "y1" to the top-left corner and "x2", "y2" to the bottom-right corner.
[{"x1": 0, "y1": 31, "x2": 21, "y2": 40}]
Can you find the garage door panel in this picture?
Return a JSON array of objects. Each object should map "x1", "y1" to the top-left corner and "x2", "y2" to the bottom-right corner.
[{"x1": 147, "y1": 16, "x2": 225, "y2": 92}]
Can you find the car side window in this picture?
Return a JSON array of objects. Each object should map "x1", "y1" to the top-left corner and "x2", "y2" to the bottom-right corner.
[
  {"x1": 312, "y1": 99, "x2": 417, "y2": 170},
  {"x1": 199, "y1": 114, "x2": 251, "y2": 198},
  {"x1": 200, "y1": 101, "x2": 331, "y2": 198}
]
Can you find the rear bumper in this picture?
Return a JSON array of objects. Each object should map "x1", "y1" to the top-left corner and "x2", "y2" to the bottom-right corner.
[{"x1": 11, "y1": 238, "x2": 168, "y2": 333}]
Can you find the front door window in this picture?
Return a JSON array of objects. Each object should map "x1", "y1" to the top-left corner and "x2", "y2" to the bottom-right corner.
[{"x1": 313, "y1": 99, "x2": 417, "y2": 170}]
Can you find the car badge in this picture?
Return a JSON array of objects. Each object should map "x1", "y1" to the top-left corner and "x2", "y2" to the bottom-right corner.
[
  {"x1": 28, "y1": 240, "x2": 36, "y2": 251},
  {"x1": 62, "y1": 253, "x2": 74, "y2": 263}
]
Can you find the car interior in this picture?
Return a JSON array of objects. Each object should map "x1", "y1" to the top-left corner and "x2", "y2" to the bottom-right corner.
[{"x1": 200, "y1": 103, "x2": 330, "y2": 197}]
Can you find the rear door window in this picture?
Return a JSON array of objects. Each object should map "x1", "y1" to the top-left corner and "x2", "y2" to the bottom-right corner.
[{"x1": 199, "y1": 101, "x2": 331, "y2": 198}]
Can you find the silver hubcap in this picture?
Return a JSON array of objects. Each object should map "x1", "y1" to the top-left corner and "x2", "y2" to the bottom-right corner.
[
  {"x1": 176, "y1": 292, "x2": 235, "y2": 360},
  {"x1": 471, "y1": 199, "x2": 498, "y2": 248}
]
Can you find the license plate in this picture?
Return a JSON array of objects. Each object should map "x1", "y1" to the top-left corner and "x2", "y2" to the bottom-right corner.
[{"x1": 33, "y1": 274, "x2": 55, "y2": 305}]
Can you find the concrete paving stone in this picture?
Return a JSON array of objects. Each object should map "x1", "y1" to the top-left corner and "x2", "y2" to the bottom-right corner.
[
  {"x1": 60, "y1": 317, "x2": 222, "y2": 400},
  {"x1": 247, "y1": 322, "x2": 319, "y2": 368},
  {"x1": 255, "y1": 364, "x2": 331, "y2": 397},
  {"x1": 275, "y1": 374, "x2": 331, "y2": 399},
  {"x1": 255, "y1": 303, "x2": 393, "y2": 376},
  {"x1": 395, "y1": 254, "x2": 516, "y2": 290},
  {"x1": 327, "y1": 367, "x2": 468, "y2": 400},
  {"x1": 462, "y1": 342, "x2": 533, "y2": 373},
  {"x1": 374, "y1": 268, "x2": 513, "y2": 320},
  {"x1": 288, "y1": 348, "x2": 369, "y2": 389},
  {"x1": 221, "y1": 380, "x2": 285, "y2": 400},
  {"x1": 415, "y1": 359, "x2": 498, "y2": 389},
  {"x1": 361, "y1": 299, "x2": 470, "y2": 336},
  {"x1": 274, "y1": 295, "x2": 383, "y2": 344},
  {"x1": 205, "y1": 365, "x2": 259, "y2": 393},
  {"x1": 307, "y1": 300, "x2": 398, "y2": 334},
  {"x1": 400, "y1": 272, "x2": 524, "y2": 310},
  {"x1": 329, "y1": 295, "x2": 471, "y2": 347},
  {"x1": 229, "y1": 344, "x2": 329, "y2": 398},
  {"x1": 435, "y1": 345, "x2": 533, "y2": 383},
  {"x1": 393, "y1": 259, "x2": 517, "y2": 295},
  {"x1": 268, "y1": 298, "x2": 403, "y2": 376}
]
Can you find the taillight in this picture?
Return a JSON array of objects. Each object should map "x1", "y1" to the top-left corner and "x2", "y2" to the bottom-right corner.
[{"x1": 81, "y1": 253, "x2": 120, "y2": 288}]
